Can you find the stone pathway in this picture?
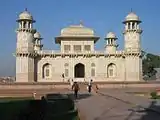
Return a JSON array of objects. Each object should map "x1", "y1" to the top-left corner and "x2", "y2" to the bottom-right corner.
[
  {"x1": 76, "y1": 89, "x2": 160, "y2": 120},
  {"x1": 99, "y1": 89, "x2": 160, "y2": 113},
  {"x1": 76, "y1": 94, "x2": 132, "y2": 120}
]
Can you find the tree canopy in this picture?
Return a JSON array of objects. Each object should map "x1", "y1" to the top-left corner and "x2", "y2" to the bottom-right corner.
[{"x1": 142, "y1": 51, "x2": 160, "y2": 79}]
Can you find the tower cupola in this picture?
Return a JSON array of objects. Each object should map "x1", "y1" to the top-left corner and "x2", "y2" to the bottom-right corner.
[
  {"x1": 34, "y1": 32, "x2": 43, "y2": 51},
  {"x1": 105, "y1": 32, "x2": 118, "y2": 53},
  {"x1": 123, "y1": 12, "x2": 142, "y2": 32},
  {"x1": 125, "y1": 12, "x2": 140, "y2": 22},
  {"x1": 16, "y1": 8, "x2": 36, "y2": 30},
  {"x1": 19, "y1": 11, "x2": 33, "y2": 21},
  {"x1": 105, "y1": 32, "x2": 118, "y2": 46},
  {"x1": 16, "y1": 9, "x2": 36, "y2": 53}
]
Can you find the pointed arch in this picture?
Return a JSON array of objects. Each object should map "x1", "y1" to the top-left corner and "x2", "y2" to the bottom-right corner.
[
  {"x1": 107, "y1": 63, "x2": 117, "y2": 78},
  {"x1": 74, "y1": 63, "x2": 85, "y2": 78},
  {"x1": 42, "y1": 63, "x2": 51, "y2": 79}
]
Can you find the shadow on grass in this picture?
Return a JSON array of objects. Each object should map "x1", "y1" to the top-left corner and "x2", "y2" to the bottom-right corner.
[{"x1": 67, "y1": 93, "x2": 92, "y2": 100}]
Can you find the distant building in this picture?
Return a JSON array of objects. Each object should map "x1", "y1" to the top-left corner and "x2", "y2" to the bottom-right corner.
[{"x1": 15, "y1": 9, "x2": 143, "y2": 82}]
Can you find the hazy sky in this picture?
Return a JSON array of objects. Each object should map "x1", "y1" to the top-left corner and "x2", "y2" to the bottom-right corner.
[{"x1": 0, "y1": 0, "x2": 159, "y2": 76}]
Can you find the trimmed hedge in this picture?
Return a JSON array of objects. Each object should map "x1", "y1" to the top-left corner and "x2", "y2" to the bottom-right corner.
[{"x1": 0, "y1": 94, "x2": 79, "y2": 120}]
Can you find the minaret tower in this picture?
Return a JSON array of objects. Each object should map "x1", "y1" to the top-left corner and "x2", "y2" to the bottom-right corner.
[
  {"x1": 34, "y1": 32, "x2": 43, "y2": 51},
  {"x1": 123, "y1": 12, "x2": 142, "y2": 52},
  {"x1": 16, "y1": 9, "x2": 36, "y2": 82},
  {"x1": 105, "y1": 32, "x2": 118, "y2": 54},
  {"x1": 123, "y1": 11, "x2": 143, "y2": 81}
]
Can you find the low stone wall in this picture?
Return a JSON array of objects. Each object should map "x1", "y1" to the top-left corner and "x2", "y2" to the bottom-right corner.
[
  {"x1": 0, "y1": 81, "x2": 160, "y2": 90},
  {"x1": 95, "y1": 81, "x2": 160, "y2": 88},
  {"x1": 0, "y1": 82, "x2": 70, "y2": 90},
  {"x1": 97, "y1": 83, "x2": 160, "y2": 88}
]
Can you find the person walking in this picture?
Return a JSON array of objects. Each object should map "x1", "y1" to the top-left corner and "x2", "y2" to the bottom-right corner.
[
  {"x1": 88, "y1": 79, "x2": 93, "y2": 93},
  {"x1": 32, "y1": 92, "x2": 36, "y2": 99},
  {"x1": 95, "y1": 84, "x2": 99, "y2": 93},
  {"x1": 62, "y1": 73, "x2": 65, "y2": 82},
  {"x1": 70, "y1": 79, "x2": 74, "y2": 90},
  {"x1": 72, "y1": 82, "x2": 80, "y2": 99}
]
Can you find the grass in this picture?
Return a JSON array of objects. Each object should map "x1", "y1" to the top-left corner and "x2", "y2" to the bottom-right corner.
[
  {"x1": 150, "y1": 91, "x2": 160, "y2": 99},
  {"x1": 126, "y1": 92, "x2": 150, "y2": 98},
  {"x1": 127, "y1": 91, "x2": 160, "y2": 99},
  {"x1": 0, "y1": 97, "x2": 34, "y2": 101}
]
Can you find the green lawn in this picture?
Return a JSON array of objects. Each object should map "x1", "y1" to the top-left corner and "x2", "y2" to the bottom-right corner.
[
  {"x1": 0, "y1": 97, "x2": 34, "y2": 101},
  {"x1": 126, "y1": 92, "x2": 150, "y2": 98}
]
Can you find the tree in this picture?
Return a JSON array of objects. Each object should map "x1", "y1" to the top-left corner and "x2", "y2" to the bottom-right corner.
[{"x1": 142, "y1": 51, "x2": 160, "y2": 79}]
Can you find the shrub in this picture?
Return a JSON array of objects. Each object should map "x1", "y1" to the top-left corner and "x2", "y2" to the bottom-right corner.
[{"x1": 150, "y1": 91, "x2": 159, "y2": 99}]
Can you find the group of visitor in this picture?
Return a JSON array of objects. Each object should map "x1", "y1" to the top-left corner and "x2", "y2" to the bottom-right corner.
[
  {"x1": 71, "y1": 79, "x2": 98, "y2": 99},
  {"x1": 62, "y1": 73, "x2": 99, "y2": 99}
]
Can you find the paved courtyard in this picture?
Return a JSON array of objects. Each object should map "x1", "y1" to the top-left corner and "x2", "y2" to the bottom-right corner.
[
  {"x1": 76, "y1": 88, "x2": 160, "y2": 120},
  {"x1": 0, "y1": 87, "x2": 160, "y2": 120}
]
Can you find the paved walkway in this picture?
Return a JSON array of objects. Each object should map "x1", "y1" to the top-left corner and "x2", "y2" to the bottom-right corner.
[
  {"x1": 76, "y1": 94, "x2": 133, "y2": 120},
  {"x1": 99, "y1": 89, "x2": 160, "y2": 113},
  {"x1": 76, "y1": 89, "x2": 160, "y2": 120}
]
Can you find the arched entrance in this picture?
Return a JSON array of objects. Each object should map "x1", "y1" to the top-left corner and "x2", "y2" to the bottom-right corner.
[
  {"x1": 107, "y1": 63, "x2": 116, "y2": 78},
  {"x1": 74, "y1": 63, "x2": 85, "y2": 78}
]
